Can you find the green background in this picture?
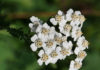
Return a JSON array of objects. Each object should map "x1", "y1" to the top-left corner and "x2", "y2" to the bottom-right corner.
[{"x1": 0, "y1": 0, "x2": 100, "y2": 70}]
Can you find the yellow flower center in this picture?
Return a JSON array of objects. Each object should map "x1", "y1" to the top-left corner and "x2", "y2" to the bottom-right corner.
[
  {"x1": 60, "y1": 48, "x2": 69, "y2": 55},
  {"x1": 35, "y1": 39, "x2": 42, "y2": 48},
  {"x1": 55, "y1": 37, "x2": 62, "y2": 44},
  {"x1": 41, "y1": 53, "x2": 48, "y2": 62},
  {"x1": 62, "y1": 36, "x2": 67, "y2": 42},
  {"x1": 42, "y1": 28, "x2": 49, "y2": 35},
  {"x1": 64, "y1": 24, "x2": 72, "y2": 31},
  {"x1": 55, "y1": 15, "x2": 62, "y2": 22},
  {"x1": 82, "y1": 40, "x2": 89, "y2": 47},
  {"x1": 74, "y1": 61, "x2": 81, "y2": 69},
  {"x1": 50, "y1": 51, "x2": 58, "y2": 58},
  {"x1": 79, "y1": 15, "x2": 86, "y2": 23},
  {"x1": 78, "y1": 51, "x2": 86, "y2": 59},
  {"x1": 72, "y1": 14, "x2": 80, "y2": 21},
  {"x1": 76, "y1": 30, "x2": 83, "y2": 38},
  {"x1": 46, "y1": 40, "x2": 53, "y2": 48},
  {"x1": 72, "y1": 14, "x2": 85, "y2": 23}
]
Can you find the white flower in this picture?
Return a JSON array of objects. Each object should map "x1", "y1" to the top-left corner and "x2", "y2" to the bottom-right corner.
[
  {"x1": 71, "y1": 11, "x2": 81, "y2": 22},
  {"x1": 59, "y1": 24, "x2": 72, "y2": 37},
  {"x1": 63, "y1": 41, "x2": 73, "y2": 49},
  {"x1": 66, "y1": 9, "x2": 74, "y2": 21},
  {"x1": 71, "y1": 27, "x2": 83, "y2": 41},
  {"x1": 54, "y1": 32, "x2": 67, "y2": 45},
  {"x1": 71, "y1": 11, "x2": 85, "y2": 29},
  {"x1": 43, "y1": 39, "x2": 56, "y2": 54},
  {"x1": 38, "y1": 50, "x2": 52, "y2": 66},
  {"x1": 75, "y1": 50, "x2": 87, "y2": 62},
  {"x1": 77, "y1": 36, "x2": 89, "y2": 50},
  {"x1": 69, "y1": 60, "x2": 82, "y2": 70},
  {"x1": 36, "y1": 23, "x2": 51, "y2": 41},
  {"x1": 36, "y1": 23, "x2": 50, "y2": 33},
  {"x1": 30, "y1": 34, "x2": 45, "y2": 51},
  {"x1": 74, "y1": 47, "x2": 87, "y2": 62},
  {"x1": 50, "y1": 10, "x2": 66, "y2": 26},
  {"x1": 29, "y1": 16, "x2": 41, "y2": 32},
  {"x1": 49, "y1": 47, "x2": 61, "y2": 64},
  {"x1": 54, "y1": 32, "x2": 63, "y2": 45},
  {"x1": 70, "y1": 20, "x2": 80, "y2": 29},
  {"x1": 58, "y1": 41, "x2": 73, "y2": 60}
]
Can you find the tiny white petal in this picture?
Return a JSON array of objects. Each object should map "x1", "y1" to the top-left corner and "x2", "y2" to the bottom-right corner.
[
  {"x1": 75, "y1": 11, "x2": 81, "y2": 15},
  {"x1": 36, "y1": 25, "x2": 42, "y2": 33},
  {"x1": 58, "y1": 33, "x2": 62, "y2": 37},
  {"x1": 37, "y1": 59, "x2": 43, "y2": 66},
  {"x1": 38, "y1": 50, "x2": 44, "y2": 57},
  {"x1": 48, "y1": 34, "x2": 54, "y2": 40},
  {"x1": 50, "y1": 18, "x2": 55, "y2": 22},
  {"x1": 67, "y1": 8, "x2": 73, "y2": 14},
  {"x1": 70, "y1": 60, "x2": 74, "y2": 68},
  {"x1": 38, "y1": 33, "x2": 42, "y2": 39},
  {"x1": 29, "y1": 23, "x2": 33, "y2": 28},
  {"x1": 30, "y1": 16, "x2": 39, "y2": 22},
  {"x1": 31, "y1": 35, "x2": 37, "y2": 42},
  {"x1": 63, "y1": 41, "x2": 68, "y2": 47},
  {"x1": 50, "y1": 18, "x2": 57, "y2": 25},
  {"x1": 30, "y1": 43, "x2": 37, "y2": 51},
  {"x1": 74, "y1": 47, "x2": 80, "y2": 55},
  {"x1": 59, "y1": 19, "x2": 66, "y2": 26},
  {"x1": 68, "y1": 41, "x2": 73, "y2": 47},
  {"x1": 43, "y1": 23, "x2": 50, "y2": 29},
  {"x1": 42, "y1": 42, "x2": 46, "y2": 47},
  {"x1": 56, "y1": 47, "x2": 61, "y2": 52},
  {"x1": 45, "y1": 58, "x2": 52, "y2": 65},
  {"x1": 58, "y1": 10, "x2": 63, "y2": 15}
]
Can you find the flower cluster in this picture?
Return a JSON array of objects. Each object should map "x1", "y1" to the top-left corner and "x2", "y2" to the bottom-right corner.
[{"x1": 29, "y1": 9, "x2": 89, "y2": 70}]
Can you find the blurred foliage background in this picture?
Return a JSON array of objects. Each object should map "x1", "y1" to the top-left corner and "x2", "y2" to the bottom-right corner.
[{"x1": 0, "y1": 0, "x2": 100, "y2": 70}]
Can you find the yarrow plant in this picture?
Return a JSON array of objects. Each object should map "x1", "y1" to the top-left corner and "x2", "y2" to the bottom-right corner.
[{"x1": 29, "y1": 9, "x2": 89, "y2": 70}]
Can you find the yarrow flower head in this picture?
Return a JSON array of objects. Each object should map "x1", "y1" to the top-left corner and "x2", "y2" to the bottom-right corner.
[{"x1": 29, "y1": 9, "x2": 89, "y2": 70}]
